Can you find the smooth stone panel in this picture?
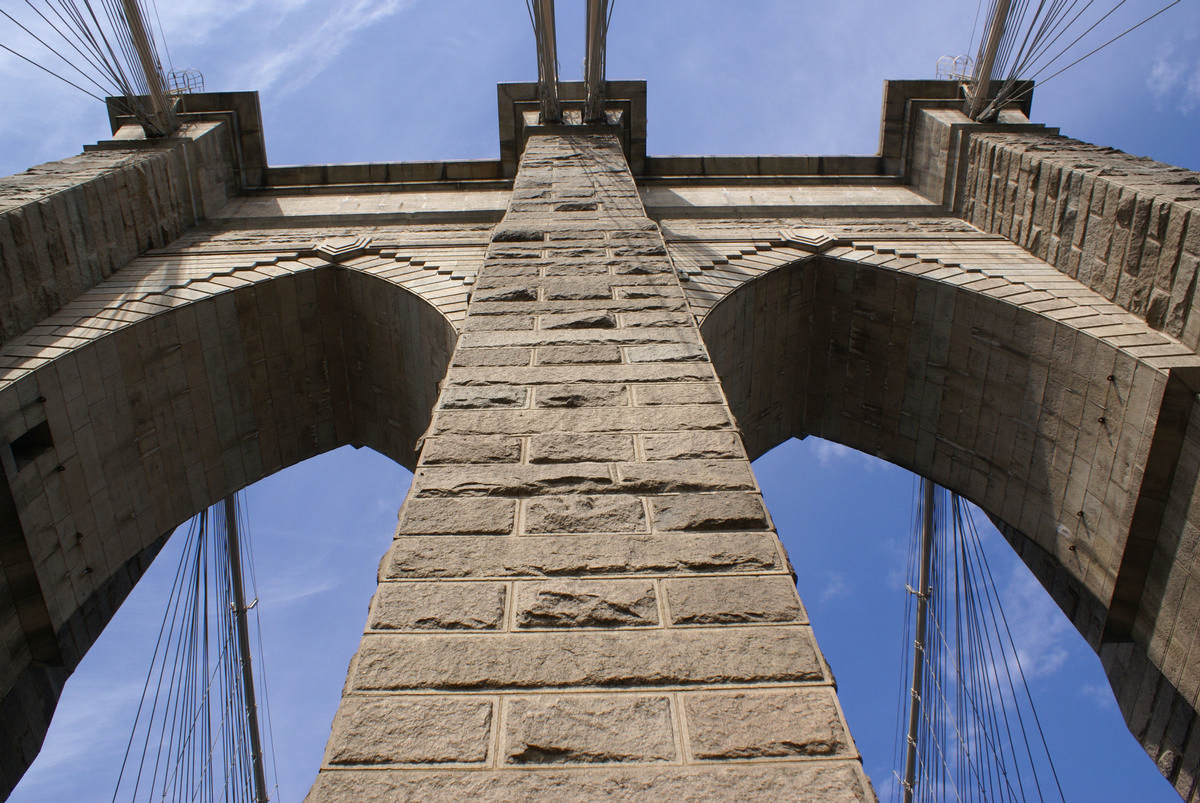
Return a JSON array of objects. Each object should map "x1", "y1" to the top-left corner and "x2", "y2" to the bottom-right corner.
[
  {"x1": 505, "y1": 695, "x2": 675, "y2": 764},
  {"x1": 305, "y1": 763, "x2": 872, "y2": 802},
  {"x1": 384, "y1": 533, "x2": 784, "y2": 578},
  {"x1": 683, "y1": 688, "x2": 850, "y2": 759},
  {"x1": 325, "y1": 696, "x2": 493, "y2": 765},
  {"x1": 352, "y1": 626, "x2": 825, "y2": 690}
]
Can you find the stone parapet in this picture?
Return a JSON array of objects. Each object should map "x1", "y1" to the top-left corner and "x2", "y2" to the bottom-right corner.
[{"x1": 959, "y1": 129, "x2": 1200, "y2": 349}]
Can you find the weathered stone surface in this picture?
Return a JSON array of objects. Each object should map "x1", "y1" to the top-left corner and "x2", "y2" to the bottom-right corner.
[
  {"x1": 462, "y1": 314, "x2": 534, "y2": 331},
  {"x1": 641, "y1": 431, "x2": 744, "y2": 460},
  {"x1": 451, "y1": 347, "x2": 531, "y2": 367},
  {"x1": 470, "y1": 297, "x2": 688, "y2": 316},
  {"x1": 542, "y1": 261, "x2": 611, "y2": 276},
  {"x1": 525, "y1": 494, "x2": 647, "y2": 533},
  {"x1": 352, "y1": 626, "x2": 825, "y2": 690},
  {"x1": 515, "y1": 579, "x2": 658, "y2": 628},
  {"x1": 431, "y1": 406, "x2": 732, "y2": 435},
  {"x1": 370, "y1": 581, "x2": 507, "y2": 630},
  {"x1": 538, "y1": 345, "x2": 622, "y2": 364},
  {"x1": 616, "y1": 285, "x2": 675, "y2": 300},
  {"x1": 449, "y1": 363, "x2": 715, "y2": 386},
  {"x1": 529, "y1": 433, "x2": 634, "y2": 463},
  {"x1": 414, "y1": 463, "x2": 614, "y2": 497},
  {"x1": 419, "y1": 435, "x2": 523, "y2": 465},
  {"x1": 473, "y1": 285, "x2": 537, "y2": 302},
  {"x1": 397, "y1": 498, "x2": 516, "y2": 534},
  {"x1": 634, "y1": 382, "x2": 724, "y2": 405},
  {"x1": 627, "y1": 343, "x2": 707, "y2": 362},
  {"x1": 439, "y1": 386, "x2": 527, "y2": 409},
  {"x1": 325, "y1": 696, "x2": 493, "y2": 765},
  {"x1": 535, "y1": 383, "x2": 629, "y2": 408},
  {"x1": 541, "y1": 310, "x2": 617, "y2": 329},
  {"x1": 651, "y1": 493, "x2": 769, "y2": 531},
  {"x1": 466, "y1": 327, "x2": 686, "y2": 348},
  {"x1": 620, "y1": 310, "x2": 692, "y2": 327},
  {"x1": 306, "y1": 763, "x2": 872, "y2": 802},
  {"x1": 544, "y1": 281, "x2": 613, "y2": 300},
  {"x1": 505, "y1": 695, "x2": 675, "y2": 763},
  {"x1": 683, "y1": 689, "x2": 849, "y2": 759},
  {"x1": 385, "y1": 533, "x2": 783, "y2": 578},
  {"x1": 491, "y1": 226, "x2": 544, "y2": 242},
  {"x1": 616, "y1": 459, "x2": 756, "y2": 493},
  {"x1": 666, "y1": 575, "x2": 805, "y2": 624}
]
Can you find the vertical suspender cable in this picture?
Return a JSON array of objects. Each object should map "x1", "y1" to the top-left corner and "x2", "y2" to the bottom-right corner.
[
  {"x1": 583, "y1": 0, "x2": 608, "y2": 123},
  {"x1": 969, "y1": 0, "x2": 1013, "y2": 118},
  {"x1": 224, "y1": 496, "x2": 269, "y2": 802},
  {"x1": 117, "y1": 0, "x2": 174, "y2": 133},
  {"x1": 902, "y1": 478, "x2": 936, "y2": 803}
]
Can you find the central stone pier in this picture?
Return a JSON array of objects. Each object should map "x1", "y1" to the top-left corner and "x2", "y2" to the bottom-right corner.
[{"x1": 307, "y1": 132, "x2": 872, "y2": 800}]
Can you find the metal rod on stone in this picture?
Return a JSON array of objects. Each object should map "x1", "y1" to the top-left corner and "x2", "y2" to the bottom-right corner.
[
  {"x1": 119, "y1": 0, "x2": 176, "y2": 135},
  {"x1": 968, "y1": 0, "x2": 1012, "y2": 120},
  {"x1": 583, "y1": 0, "x2": 609, "y2": 123},
  {"x1": 224, "y1": 495, "x2": 270, "y2": 802},
  {"x1": 902, "y1": 478, "x2": 936, "y2": 803},
  {"x1": 533, "y1": 0, "x2": 561, "y2": 124}
]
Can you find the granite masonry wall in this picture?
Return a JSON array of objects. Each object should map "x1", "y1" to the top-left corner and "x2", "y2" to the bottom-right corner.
[{"x1": 305, "y1": 132, "x2": 872, "y2": 801}]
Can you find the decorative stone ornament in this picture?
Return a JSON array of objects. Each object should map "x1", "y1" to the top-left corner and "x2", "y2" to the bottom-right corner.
[
  {"x1": 777, "y1": 228, "x2": 843, "y2": 253},
  {"x1": 307, "y1": 235, "x2": 372, "y2": 262}
]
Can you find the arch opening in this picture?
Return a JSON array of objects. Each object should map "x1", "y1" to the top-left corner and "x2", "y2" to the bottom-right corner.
[
  {"x1": 700, "y1": 252, "x2": 1200, "y2": 795},
  {"x1": 0, "y1": 265, "x2": 454, "y2": 797}
]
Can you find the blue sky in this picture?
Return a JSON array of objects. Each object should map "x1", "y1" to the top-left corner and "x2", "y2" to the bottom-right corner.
[{"x1": 3, "y1": 1, "x2": 1199, "y2": 800}]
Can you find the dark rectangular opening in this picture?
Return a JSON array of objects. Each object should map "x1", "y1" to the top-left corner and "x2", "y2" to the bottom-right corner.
[{"x1": 10, "y1": 420, "x2": 53, "y2": 472}]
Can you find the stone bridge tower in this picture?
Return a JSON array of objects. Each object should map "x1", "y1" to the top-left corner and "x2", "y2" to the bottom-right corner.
[{"x1": 2, "y1": 79, "x2": 1200, "y2": 800}]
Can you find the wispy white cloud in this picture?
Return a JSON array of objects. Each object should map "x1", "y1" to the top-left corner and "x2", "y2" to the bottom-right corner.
[
  {"x1": 808, "y1": 438, "x2": 879, "y2": 472},
  {"x1": 999, "y1": 563, "x2": 1072, "y2": 681},
  {"x1": 232, "y1": 0, "x2": 417, "y2": 96},
  {"x1": 1147, "y1": 44, "x2": 1200, "y2": 115},
  {"x1": 821, "y1": 571, "x2": 849, "y2": 604},
  {"x1": 1080, "y1": 681, "x2": 1116, "y2": 709}
]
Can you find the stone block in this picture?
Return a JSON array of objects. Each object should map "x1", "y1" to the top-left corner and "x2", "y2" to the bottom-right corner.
[
  {"x1": 525, "y1": 494, "x2": 647, "y2": 533},
  {"x1": 529, "y1": 433, "x2": 634, "y2": 463},
  {"x1": 325, "y1": 696, "x2": 493, "y2": 765},
  {"x1": 683, "y1": 688, "x2": 849, "y2": 759},
  {"x1": 414, "y1": 463, "x2": 614, "y2": 497},
  {"x1": 431, "y1": 406, "x2": 732, "y2": 436},
  {"x1": 542, "y1": 261, "x2": 611, "y2": 276},
  {"x1": 541, "y1": 311, "x2": 617, "y2": 330},
  {"x1": 439, "y1": 387, "x2": 527, "y2": 409},
  {"x1": 666, "y1": 575, "x2": 804, "y2": 624},
  {"x1": 626, "y1": 343, "x2": 707, "y2": 363},
  {"x1": 651, "y1": 493, "x2": 769, "y2": 531},
  {"x1": 451, "y1": 348, "x2": 531, "y2": 368},
  {"x1": 370, "y1": 581, "x2": 506, "y2": 631},
  {"x1": 419, "y1": 435, "x2": 522, "y2": 465},
  {"x1": 535, "y1": 384, "x2": 629, "y2": 408},
  {"x1": 305, "y1": 763, "x2": 872, "y2": 801},
  {"x1": 351, "y1": 625, "x2": 824, "y2": 690},
  {"x1": 473, "y1": 285, "x2": 538, "y2": 303},
  {"x1": 537, "y1": 345, "x2": 622, "y2": 364},
  {"x1": 505, "y1": 695, "x2": 675, "y2": 764},
  {"x1": 544, "y1": 282, "x2": 613, "y2": 301},
  {"x1": 641, "y1": 431, "x2": 744, "y2": 460},
  {"x1": 620, "y1": 310, "x2": 692, "y2": 327},
  {"x1": 634, "y1": 382, "x2": 725, "y2": 405},
  {"x1": 397, "y1": 498, "x2": 515, "y2": 534},
  {"x1": 384, "y1": 533, "x2": 783, "y2": 579},
  {"x1": 617, "y1": 459, "x2": 755, "y2": 493},
  {"x1": 515, "y1": 579, "x2": 658, "y2": 628}
]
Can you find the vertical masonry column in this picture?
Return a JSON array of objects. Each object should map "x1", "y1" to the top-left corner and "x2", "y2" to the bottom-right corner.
[{"x1": 307, "y1": 133, "x2": 873, "y2": 801}]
